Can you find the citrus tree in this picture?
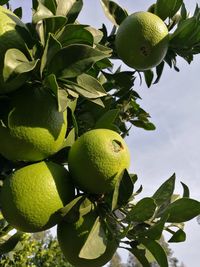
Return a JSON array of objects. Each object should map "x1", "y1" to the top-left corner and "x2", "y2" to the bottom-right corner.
[{"x1": 0, "y1": 0, "x2": 200, "y2": 266}]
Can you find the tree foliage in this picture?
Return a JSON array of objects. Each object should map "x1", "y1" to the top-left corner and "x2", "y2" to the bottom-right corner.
[
  {"x1": 0, "y1": 230, "x2": 72, "y2": 267},
  {"x1": 0, "y1": 0, "x2": 200, "y2": 267}
]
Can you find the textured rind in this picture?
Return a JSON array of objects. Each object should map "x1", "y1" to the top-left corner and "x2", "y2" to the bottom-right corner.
[
  {"x1": 0, "y1": 162, "x2": 75, "y2": 233},
  {"x1": 57, "y1": 210, "x2": 118, "y2": 267},
  {"x1": 68, "y1": 129, "x2": 130, "y2": 194},
  {"x1": 0, "y1": 86, "x2": 67, "y2": 162},
  {"x1": 115, "y1": 11, "x2": 169, "y2": 70}
]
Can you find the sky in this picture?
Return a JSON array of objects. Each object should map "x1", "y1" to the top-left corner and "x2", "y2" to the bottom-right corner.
[{"x1": 9, "y1": 0, "x2": 200, "y2": 266}]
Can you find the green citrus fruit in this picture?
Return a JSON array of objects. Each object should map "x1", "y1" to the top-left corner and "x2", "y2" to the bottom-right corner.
[
  {"x1": 0, "y1": 86, "x2": 67, "y2": 162},
  {"x1": 0, "y1": 161, "x2": 75, "y2": 233},
  {"x1": 68, "y1": 129, "x2": 130, "y2": 194},
  {"x1": 57, "y1": 209, "x2": 118, "y2": 267},
  {"x1": 115, "y1": 11, "x2": 169, "y2": 70},
  {"x1": 0, "y1": 6, "x2": 28, "y2": 94}
]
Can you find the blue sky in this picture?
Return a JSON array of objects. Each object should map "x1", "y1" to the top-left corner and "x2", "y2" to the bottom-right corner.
[{"x1": 9, "y1": 0, "x2": 200, "y2": 266}]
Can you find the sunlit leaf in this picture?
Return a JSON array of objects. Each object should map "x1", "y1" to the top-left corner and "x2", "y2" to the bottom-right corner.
[
  {"x1": 100, "y1": 0, "x2": 128, "y2": 25},
  {"x1": 79, "y1": 216, "x2": 107, "y2": 259}
]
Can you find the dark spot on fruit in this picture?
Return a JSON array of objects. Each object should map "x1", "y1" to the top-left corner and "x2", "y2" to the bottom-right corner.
[
  {"x1": 140, "y1": 46, "x2": 150, "y2": 57},
  {"x1": 112, "y1": 140, "x2": 124, "y2": 152}
]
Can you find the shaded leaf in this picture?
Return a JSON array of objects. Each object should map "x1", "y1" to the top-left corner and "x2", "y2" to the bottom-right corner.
[
  {"x1": 144, "y1": 70, "x2": 154, "y2": 88},
  {"x1": 145, "y1": 213, "x2": 169, "y2": 240},
  {"x1": 139, "y1": 237, "x2": 168, "y2": 267},
  {"x1": 181, "y1": 181, "x2": 190, "y2": 198},
  {"x1": 14, "y1": 7, "x2": 22, "y2": 19},
  {"x1": 40, "y1": 33, "x2": 62, "y2": 76},
  {"x1": 95, "y1": 109, "x2": 119, "y2": 130},
  {"x1": 127, "y1": 247, "x2": 151, "y2": 267},
  {"x1": 155, "y1": 0, "x2": 183, "y2": 20},
  {"x1": 126, "y1": 198, "x2": 156, "y2": 222},
  {"x1": 168, "y1": 228, "x2": 186, "y2": 243},
  {"x1": 0, "y1": 232, "x2": 23, "y2": 254},
  {"x1": 111, "y1": 169, "x2": 134, "y2": 210},
  {"x1": 56, "y1": 24, "x2": 94, "y2": 47},
  {"x1": 47, "y1": 44, "x2": 110, "y2": 78},
  {"x1": 131, "y1": 120, "x2": 156, "y2": 131},
  {"x1": 165, "y1": 198, "x2": 200, "y2": 223},
  {"x1": 154, "y1": 61, "x2": 165, "y2": 84},
  {"x1": 152, "y1": 174, "x2": 175, "y2": 206}
]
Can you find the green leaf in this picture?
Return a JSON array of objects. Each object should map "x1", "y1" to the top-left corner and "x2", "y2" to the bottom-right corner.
[
  {"x1": 95, "y1": 109, "x2": 119, "y2": 130},
  {"x1": 0, "y1": 0, "x2": 9, "y2": 5},
  {"x1": 127, "y1": 247, "x2": 151, "y2": 267},
  {"x1": 56, "y1": 0, "x2": 83, "y2": 23},
  {"x1": 131, "y1": 120, "x2": 156, "y2": 131},
  {"x1": 47, "y1": 44, "x2": 110, "y2": 78},
  {"x1": 139, "y1": 237, "x2": 168, "y2": 267},
  {"x1": 59, "y1": 195, "x2": 86, "y2": 223},
  {"x1": 0, "y1": 232, "x2": 23, "y2": 254},
  {"x1": 44, "y1": 16, "x2": 68, "y2": 36},
  {"x1": 144, "y1": 70, "x2": 154, "y2": 88},
  {"x1": 45, "y1": 74, "x2": 69, "y2": 113},
  {"x1": 126, "y1": 198, "x2": 156, "y2": 222},
  {"x1": 40, "y1": 33, "x2": 62, "y2": 76},
  {"x1": 152, "y1": 174, "x2": 175, "y2": 207},
  {"x1": 165, "y1": 198, "x2": 200, "y2": 223},
  {"x1": 154, "y1": 61, "x2": 165, "y2": 84},
  {"x1": 168, "y1": 229, "x2": 186, "y2": 243},
  {"x1": 56, "y1": 24, "x2": 94, "y2": 47},
  {"x1": 117, "y1": 169, "x2": 134, "y2": 206},
  {"x1": 3, "y1": 49, "x2": 38, "y2": 81},
  {"x1": 63, "y1": 128, "x2": 75, "y2": 147},
  {"x1": 100, "y1": 0, "x2": 128, "y2": 25},
  {"x1": 3, "y1": 49, "x2": 38, "y2": 92},
  {"x1": 170, "y1": 17, "x2": 200, "y2": 48},
  {"x1": 86, "y1": 27, "x2": 104, "y2": 44},
  {"x1": 33, "y1": 1, "x2": 54, "y2": 23},
  {"x1": 111, "y1": 169, "x2": 134, "y2": 210},
  {"x1": 14, "y1": 7, "x2": 22, "y2": 19},
  {"x1": 79, "y1": 216, "x2": 107, "y2": 259},
  {"x1": 181, "y1": 182, "x2": 190, "y2": 198},
  {"x1": 155, "y1": 0, "x2": 183, "y2": 20},
  {"x1": 145, "y1": 213, "x2": 169, "y2": 240},
  {"x1": 77, "y1": 73, "x2": 107, "y2": 98}
]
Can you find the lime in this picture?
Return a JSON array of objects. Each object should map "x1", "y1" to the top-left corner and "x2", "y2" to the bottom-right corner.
[
  {"x1": 68, "y1": 129, "x2": 130, "y2": 194},
  {"x1": 0, "y1": 161, "x2": 75, "y2": 233},
  {"x1": 115, "y1": 11, "x2": 169, "y2": 70}
]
